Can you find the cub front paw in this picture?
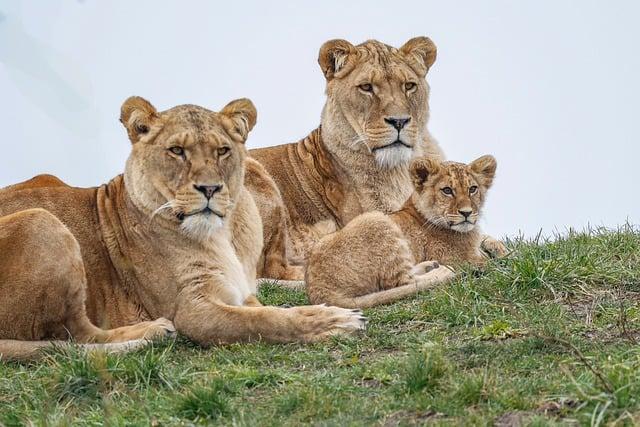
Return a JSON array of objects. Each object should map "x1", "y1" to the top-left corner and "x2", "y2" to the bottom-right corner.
[{"x1": 481, "y1": 236, "x2": 508, "y2": 259}]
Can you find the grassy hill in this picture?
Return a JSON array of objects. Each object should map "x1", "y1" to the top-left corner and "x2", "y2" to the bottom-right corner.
[{"x1": 1, "y1": 225, "x2": 639, "y2": 426}]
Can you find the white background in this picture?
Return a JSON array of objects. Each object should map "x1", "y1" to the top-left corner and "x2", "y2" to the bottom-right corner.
[{"x1": 1, "y1": 1, "x2": 638, "y2": 238}]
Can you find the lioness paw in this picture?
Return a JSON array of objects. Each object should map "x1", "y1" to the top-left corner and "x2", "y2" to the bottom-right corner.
[
  {"x1": 295, "y1": 305, "x2": 367, "y2": 341},
  {"x1": 327, "y1": 306, "x2": 367, "y2": 332},
  {"x1": 142, "y1": 318, "x2": 176, "y2": 340}
]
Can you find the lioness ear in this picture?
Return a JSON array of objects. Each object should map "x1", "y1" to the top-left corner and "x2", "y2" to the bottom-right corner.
[
  {"x1": 220, "y1": 98, "x2": 257, "y2": 143},
  {"x1": 410, "y1": 157, "x2": 441, "y2": 189},
  {"x1": 318, "y1": 39, "x2": 357, "y2": 80},
  {"x1": 400, "y1": 36, "x2": 437, "y2": 77},
  {"x1": 120, "y1": 96, "x2": 158, "y2": 144},
  {"x1": 469, "y1": 155, "x2": 497, "y2": 188}
]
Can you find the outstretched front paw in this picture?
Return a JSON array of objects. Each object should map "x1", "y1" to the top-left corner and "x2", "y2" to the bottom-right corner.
[
  {"x1": 294, "y1": 305, "x2": 367, "y2": 342},
  {"x1": 481, "y1": 236, "x2": 508, "y2": 259},
  {"x1": 142, "y1": 317, "x2": 176, "y2": 340}
]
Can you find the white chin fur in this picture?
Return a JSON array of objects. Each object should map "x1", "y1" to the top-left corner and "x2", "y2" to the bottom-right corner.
[
  {"x1": 180, "y1": 214, "x2": 223, "y2": 241},
  {"x1": 451, "y1": 222, "x2": 476, "y2": 233},
  {"x1": 374, "y1": 146, "x2": 413, "y2": 169}
]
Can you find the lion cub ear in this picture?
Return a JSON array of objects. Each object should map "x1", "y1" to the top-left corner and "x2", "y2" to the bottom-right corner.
[
  {"x1": 120, "y1": 96, "x2": 159, "y2": 144},
  {"x1": 318, "y1": 39, "x2": 357, "y2": 80},
  {"x1": 400, "y1": 37, "x2": 437, "y2": 77},
  {"x1": 469, "y1": 155, "x2": 497, "y2": 189},
  {"x1": 220, "y1": 98, "x2": 257, "y2": 143},
  {"x1": 410, "y1": 157, "x2": 441, "y2": 189}
]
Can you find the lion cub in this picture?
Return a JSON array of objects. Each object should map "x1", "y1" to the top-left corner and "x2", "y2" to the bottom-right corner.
[{"x1": 305, "y1": 155, "x2": 500, "y2": 308}]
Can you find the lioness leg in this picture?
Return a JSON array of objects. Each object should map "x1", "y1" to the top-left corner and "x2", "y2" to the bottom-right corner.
[
  {"x1": 0, "y1": 209, "x2": 173, "y2": 351},
  {"x1": 245, "y1": 159, "x2": 304, "y2": 281},
  {"x1": 259, "y1": 213, "x2": 305, "y2": 280},
  {"x1": 174, "y1": 290, "x2": 365, "y2": 345},
  {"x1": 243, "y1": 295, "x2": 263, "y2": 307}
]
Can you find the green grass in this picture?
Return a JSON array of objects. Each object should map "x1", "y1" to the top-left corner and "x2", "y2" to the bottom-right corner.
[{"x1": 1, "y1": 225, "x2": 640, "y2": 425}]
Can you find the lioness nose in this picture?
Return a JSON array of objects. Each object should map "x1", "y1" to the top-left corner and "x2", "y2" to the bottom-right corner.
[
  {"x1": 384, "y1": 117, "x2": 411, "y2": 131},
  {"x1": 459, "y1": 209, "x2": 472, "y2": 218},
  {"x1": 194, "y1": 184, "x2": 222, "y2": 199}
]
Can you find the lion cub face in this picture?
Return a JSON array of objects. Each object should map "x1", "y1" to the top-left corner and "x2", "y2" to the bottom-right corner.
[
  {"x1": 120, "y1": 96, "x2": 257, "y2": 240},
  {"x1": 410, "y1": 156, "x2": 497, "y2": 233},
  {"x1": 318, "y1": 37, "x2": 437, "y2": 169}
]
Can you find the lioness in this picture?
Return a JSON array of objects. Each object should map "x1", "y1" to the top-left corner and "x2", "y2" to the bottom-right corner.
[
  {"x1": 0, "y1": 97, "x2": 365, "y2": 361},
  {"x1": 305, "y1": 155, "x2": 502, "y2": 308},
  {"x1": 248, "y1": 37, "x2": 502, "y2": 281}
]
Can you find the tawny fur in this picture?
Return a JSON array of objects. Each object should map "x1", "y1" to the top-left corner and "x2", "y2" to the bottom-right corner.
[
  {"x1": 0, "y1": 97, "x2": 365, "y2": 361},
  {"x1": 306, "y1": 155, "x2": 505, "y2": 308},
  {"x1": 246, "y1": 37, "x2": 445, "y2": 280}
]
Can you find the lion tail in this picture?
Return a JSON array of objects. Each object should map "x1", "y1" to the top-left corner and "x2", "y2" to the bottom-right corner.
[{"x1": 0, "y1": 339, "x2": 149, "y2": 362}]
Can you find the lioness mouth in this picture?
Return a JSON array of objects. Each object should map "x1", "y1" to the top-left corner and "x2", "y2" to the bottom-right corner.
[
  {"x1": 372, "y1": 140, "x2": 412, "y2": 152},
  {"x1": 178, "y1": 207, "x2": 225, "y2": 220}
]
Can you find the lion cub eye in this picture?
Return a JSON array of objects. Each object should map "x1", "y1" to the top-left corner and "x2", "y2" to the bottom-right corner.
[
  {"x1": 405, "y1": 82, "x2": 417, "y2": 91},
  {"x1": 169, "y1": 146, "x2": 184, "y2": 156},
  {"x1": 469, "y1": 186, "x2": 478, "y2": 195},
  {"x1": 358, "y1": 83, "x2": 374, "y2": 93},
  {"x1": 441, "y1": 187, "x2": 454, "y2": 196},
  {"x1": 217, "y1": 146, "x2": 230, "y2": 156}
]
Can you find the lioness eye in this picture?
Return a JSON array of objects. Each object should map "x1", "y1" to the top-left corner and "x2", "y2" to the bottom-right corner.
[
  {"x1": 441, "y1": 187, "x2": 454, "y2": 195},
  {"x1": 405, "y1": 82, "x2": 417, "y2": 91},
  {"x1": 469, "y1": 186, "x2": 478, "y2": 195},
  {"x1": 169, "y1": 146, "x2": 184, "y2": 156},
  {"x1": 217, "y1": 147, "x2": 230, "y2": 156},
  {"x1": 358, "y1": 83, "x2": 373, "y2": 92}
]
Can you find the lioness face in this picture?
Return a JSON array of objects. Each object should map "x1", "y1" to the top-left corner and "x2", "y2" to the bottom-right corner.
[
  {"x1": 318, "y1": 37, "x2": 437, "y2": 169},
  {"x1": 120, "y1": 97, "x2": 257, "y2": 241},
  {"x1": 410, "y1": 156, "x2": 497, "y2": 232}
]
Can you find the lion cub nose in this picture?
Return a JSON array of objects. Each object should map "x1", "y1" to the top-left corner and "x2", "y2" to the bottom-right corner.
[
  {"x1": 194, "y1": 184, "x2": 222, "y2": 199},
  {"x1": 458, "y1": 209, "x2": 473, "y2": 219}
]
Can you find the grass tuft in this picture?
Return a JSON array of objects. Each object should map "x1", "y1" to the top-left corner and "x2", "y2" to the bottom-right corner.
[
  {"x1": 47, "y1": 346, "x2": 115, "y2": 402},
  {"x1": 402, "y1": 349, "x2": 449, "y2": 394},
  {"x1": 177, "y1": 380, "x2": 234, "y2": 421},
  {"x1": 118, "y1": 343, "x2": 175, "y2": 389},
  {"x1": 454, "y1": 370, "x2": 495, "y2": 405}
]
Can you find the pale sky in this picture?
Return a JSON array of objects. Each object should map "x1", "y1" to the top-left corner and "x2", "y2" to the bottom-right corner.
[{"x1": 1, "y1": 1, "x2": 638, "y2": 238}]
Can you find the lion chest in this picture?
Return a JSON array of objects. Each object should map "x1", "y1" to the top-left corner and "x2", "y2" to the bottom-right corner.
[
  {"x1": 187, "y1": 239, "x2": 254, "y2": 307},
  {"x1": 346, "y1": 170, "x2": 413, "y2": 220}
]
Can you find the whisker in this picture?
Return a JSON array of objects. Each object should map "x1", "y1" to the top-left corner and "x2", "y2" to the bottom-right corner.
[
  {"x1": 348, "y1": 135, "x2": 365, "y2": 148},
  {"x1": 348, "y1": 134, "x2": 368, "y2": 150},
  {"x1": 150, "y1": 200, "x2": 175, "y2": 224},
  {"x1": 421, "y1": 215, "x2": 448, "y2": 230}
]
